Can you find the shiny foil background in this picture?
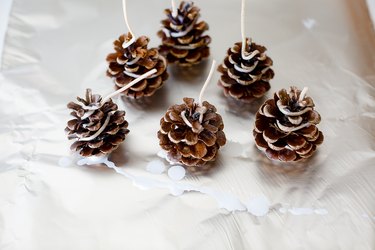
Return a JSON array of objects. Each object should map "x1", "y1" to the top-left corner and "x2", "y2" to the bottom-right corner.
[{"x1": 1, "y1": 0, "x2": 375, "y2": 249}]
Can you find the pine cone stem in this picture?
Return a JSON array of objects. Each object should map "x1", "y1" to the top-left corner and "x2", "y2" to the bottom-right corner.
[{"x1": 121, "y1": 0, "x2": 135, "y2": 49}]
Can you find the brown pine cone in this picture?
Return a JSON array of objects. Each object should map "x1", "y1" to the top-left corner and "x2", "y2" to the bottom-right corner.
[
  {"x1": 218, "y1": 39, "x2": 274, "y2": 102},
  {"x1": 65, "y1": 89, "x2": 129, "y2": 157},
  {"x1": 106, "y1": 33, "x2": 168, "y2": 99},
  {"x1": 158, "y1": 97, "x2": 226, "y2": 173},
  {"x1": 253, "y1": 87, "x2": 324, "y2": 162},
  {"x1": 157, "y1": 1, "x2": 211, "y2": 67}
]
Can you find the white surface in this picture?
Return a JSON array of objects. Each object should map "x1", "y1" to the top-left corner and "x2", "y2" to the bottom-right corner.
[
  {"x1": 0, "y1": 0, "x2": 375, "y2": 249},
  {"x1": 0, "y1": 0, "x2": 12, "y2": 68},
  {"x1": 367, "y1": 0, "x2": 375, "y2": 28},
  {"x1": 245, "y1": 196, "x2": 270, "y2": 217}
]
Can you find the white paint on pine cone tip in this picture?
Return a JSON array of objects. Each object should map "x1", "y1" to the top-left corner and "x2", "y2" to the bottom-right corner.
[
  {"x1": 168, "y1": 165, "x2": 186, "y2": 181},
  {"x1": 146, "y1": 160, "x2": 166, "y2": 174}
]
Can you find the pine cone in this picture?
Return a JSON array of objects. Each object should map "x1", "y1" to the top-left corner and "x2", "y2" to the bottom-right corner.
[
  {"x1": 158, "y1": 97, "x2": 226, "y2": 173},
  {"x1": 106, "y1": 33, "x2": 168, "y2": 99},
  {"x1": 253, "y1": 87, "x2": 324, "y2": 162},
  {"x1": 218, "y1": 39, "x2": 274, "y2": 102},
  {"x1": 157, "y1": 1, "x2": 211, "y2": 67},
  {"x1": 65, "y1": 89, "x2": 129, "y2": 157}
]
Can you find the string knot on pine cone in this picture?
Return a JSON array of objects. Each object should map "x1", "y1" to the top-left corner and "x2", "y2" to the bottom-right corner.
[
  {"x1": 218, "y1": 38, "x2": 274, "y2": 102},
  {"x1": 253, "y1": 86, "x2": 324, "y2": 162},
  {"x1": 65, "y1": 89, "x2": 129, "y2": 157},
  {"x1": 157, "y1": 1, "x2": 211, "y2": 67},
  {"x1": 106, "y1": 33, "x2": 168, "y2": 99},
  {"x1": 158, "y1": 97, "x2": 226, "y2": 173}
]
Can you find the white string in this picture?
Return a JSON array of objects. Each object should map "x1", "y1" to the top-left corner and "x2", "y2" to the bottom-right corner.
[
  {"x1": 241, "y1": 0, "x2": 247, "y2": 58},
  {"x1": 198, "y1": 60, "x2": 216, "y2": 106},
  {"x1": 101, "y1": 68, "x2": 157, "y2": 104},
  {"x1": 276, "y1": 120, "x2": 311, "y2": 133},
  {"x1": 78, "y1": 114, "x2": 112, "y2": 141},
  {"x1": 299, "y1": 87, "x2": 309, "y2": 102},
  {"x1": 122, "y1": 0, "x2": 136, "y2": 49},
  {"x1": 181, "y1": 111, "x2": 193, "y2": 128},
  {"x1": 171, "y1": 0, "x2": 178, "y2": 17},
  {"x1": 170, "y1": 19, "x2": 197, "y2": 38},
  {"x1": 240, "y1": 0, "x2": 258, "y2": 60},
  {"x1": 123, "y1": 55, "x2": 165, "y2": 79}
]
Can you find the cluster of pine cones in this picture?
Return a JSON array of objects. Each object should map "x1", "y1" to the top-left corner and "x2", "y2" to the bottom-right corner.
[
  {"x1": 65, "y1": 1, "x2": 324, "y2": 173},
  {"x1": 105, "y1": 1, "x2": 275, "y2": 103}
]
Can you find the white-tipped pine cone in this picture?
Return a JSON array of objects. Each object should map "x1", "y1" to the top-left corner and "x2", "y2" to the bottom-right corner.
[
  {"x1": 158, "y1": 97, "x2": 226, "y2": 173},
  {"x1": 218, "y1": 39, "x2": 274, "y2": 102},
  {"x1": 157, "y1": 1, "x2": 211, "y2": 67},
  {"x1": 107, "y1": 33, "x2": 168, "y2": 99},
  {"x1": 253, "y1": 87, "x2": 324, "y2": 162},
  {"x1": 65, "y1": 89, "x2": 129, "y2": 157}
]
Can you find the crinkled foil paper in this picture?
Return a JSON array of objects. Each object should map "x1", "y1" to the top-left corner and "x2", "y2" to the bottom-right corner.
[{"x1": 1, "y1": 0, "x2": 375, "y2": 249}]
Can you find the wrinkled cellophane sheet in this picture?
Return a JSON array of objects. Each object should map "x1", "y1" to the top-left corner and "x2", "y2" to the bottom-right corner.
[{"x1": 1, "y1": 0, "x2": 375, "y2": 249}]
